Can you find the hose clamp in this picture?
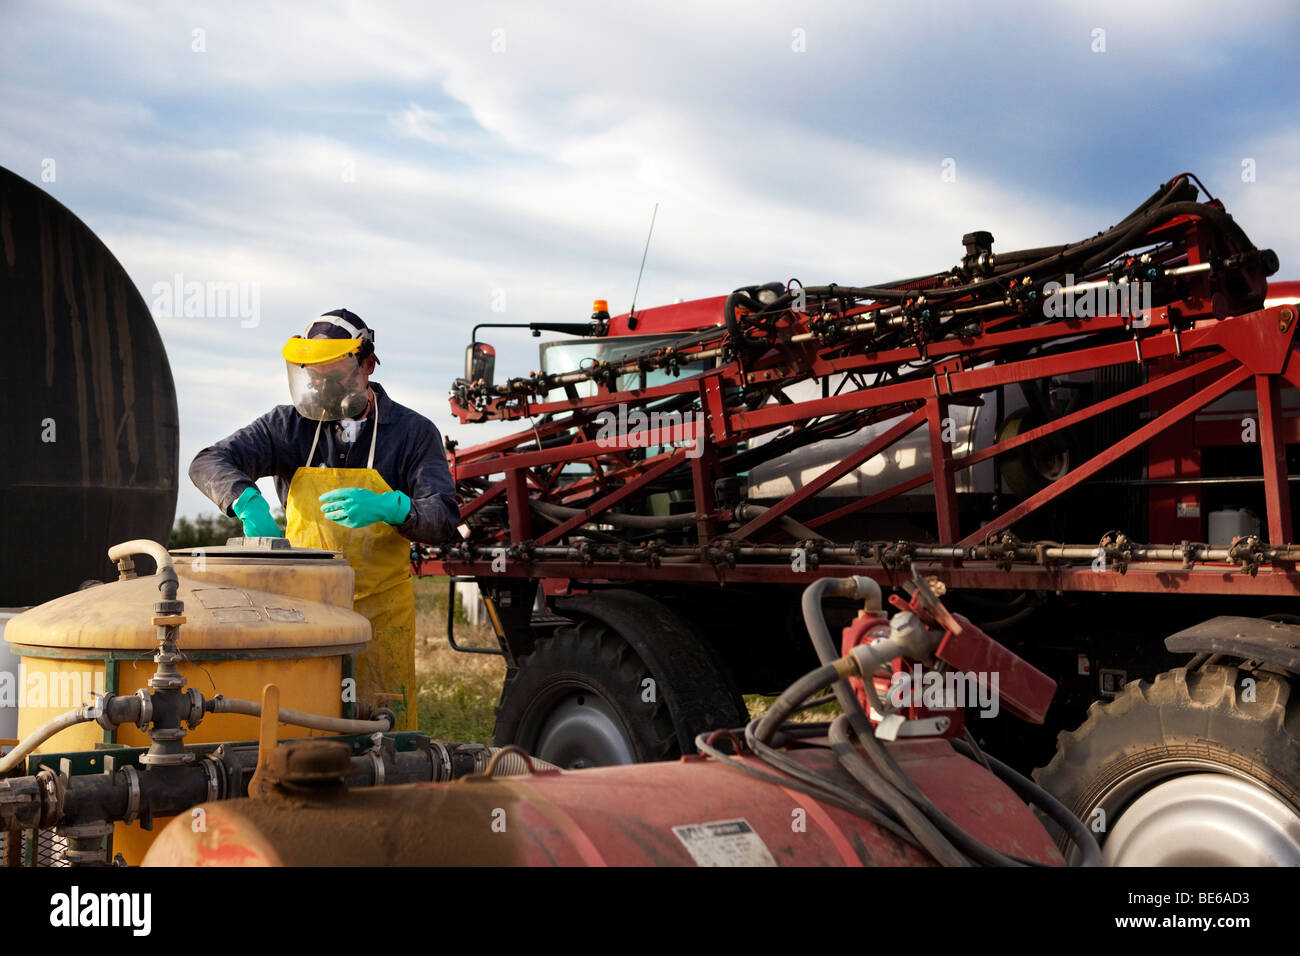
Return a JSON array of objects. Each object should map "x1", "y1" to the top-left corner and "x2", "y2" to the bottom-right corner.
[
  {"x1": 430, "y1": 741, "x2": 452, "y2": 782},
  {"x1": 86, "y1": 692, "x2": 114, "y2": 732},
  {"x1": 134, "y1": 689, "x2": 154, "y2": 730},
  {"x1": 186, "y1": 688, "x2": 205, "y2": 730},
  {"x1": 201, "y1": 756, "x2": 220, "y2": 802},
  {"x1": 121, "y1": 765, "x2": 141, "y2": 825},
  {"x1": 368, "y1": 750, "x2": 385, "y2": 786},
  {"x1": 35, "y1": 766, "x2": 65, "y2": 828}
]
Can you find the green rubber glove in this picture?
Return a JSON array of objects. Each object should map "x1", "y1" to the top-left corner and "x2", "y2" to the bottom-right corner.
[
  {"x1": 318, "y1": 487, "x2": 411, "y2": 529},
  {"x1": 232, "y1": 486, "x2": 285, "y2": 538}
]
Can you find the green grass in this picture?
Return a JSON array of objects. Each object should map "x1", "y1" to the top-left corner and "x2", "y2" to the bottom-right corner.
[
  {"x1": 413, "y1": 576, "x2": 506, "y2": 743},
  {"x1": 412, "y1": 576, "x2": 840, "y2": 744},
  {"x1": 745, "y1": 692, "x2": 842, "y2": 723}
]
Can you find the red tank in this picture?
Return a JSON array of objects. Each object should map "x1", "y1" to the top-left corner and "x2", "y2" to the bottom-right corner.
[{"x1": 143, "y1": 741, "x2": 1063, "y2": 866}]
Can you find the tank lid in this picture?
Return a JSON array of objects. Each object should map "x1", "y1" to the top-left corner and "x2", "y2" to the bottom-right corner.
[
  {"x1": 169, "y1": 537, "x2": 340, "y2": 560},
  {"x1": 6, "y1": 573, "x2": 369, "y2": 651}
]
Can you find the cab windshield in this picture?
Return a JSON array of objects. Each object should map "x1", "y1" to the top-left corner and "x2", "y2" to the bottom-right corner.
[{"x1": 539, "y1": 333, "x2": 711, "y2": 401}]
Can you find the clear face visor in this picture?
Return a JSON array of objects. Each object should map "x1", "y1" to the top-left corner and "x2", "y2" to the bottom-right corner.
[{"x1": 286, "y1": 354, "x2": 370, "y2": 421}]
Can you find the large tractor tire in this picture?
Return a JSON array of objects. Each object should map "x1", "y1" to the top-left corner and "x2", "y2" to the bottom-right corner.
[
  {"x1": 1034, "y1": 663, "x2": 1300, "y2": 865},
  {"x1": 491, "y1": 619, "x2": 678, "y2": 768},
  {"x1": 491, "y1": 591, "x2": 747, "y2": 769}
]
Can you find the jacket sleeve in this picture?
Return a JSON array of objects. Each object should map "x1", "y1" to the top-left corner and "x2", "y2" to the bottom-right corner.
[
  {"x1": 188, "y1": 411, "x2": 284, "y2": 516},
  {"x1": 393, "y1": 416, "x2": 460, "y2": 545}
]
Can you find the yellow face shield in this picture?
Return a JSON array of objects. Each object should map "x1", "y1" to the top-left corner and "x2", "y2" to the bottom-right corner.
[{"x1": 281, "y1": 336, "x2": 364, "y2": 365}]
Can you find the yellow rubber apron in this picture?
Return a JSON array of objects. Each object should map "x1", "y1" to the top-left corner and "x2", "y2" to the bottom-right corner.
[{"x1": 285, "y1": 410, "x2": 417, "y2": 731}]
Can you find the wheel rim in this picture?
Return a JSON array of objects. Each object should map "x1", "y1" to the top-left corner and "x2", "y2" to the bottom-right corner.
[
  {"x1": 532, "y1": 692, "x2": 637, "y2": 769},
  {"x1": 1078, "y1": 760, "x2": 1300, "y2": 866},
  {"x1": 1029, "y1": 440, "x2": 1068, "y2": 482}
]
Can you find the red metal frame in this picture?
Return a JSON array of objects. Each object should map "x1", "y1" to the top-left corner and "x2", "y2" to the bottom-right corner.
[{"x1": 423, "y1": 207, "x2": 1299, "y2": 599}]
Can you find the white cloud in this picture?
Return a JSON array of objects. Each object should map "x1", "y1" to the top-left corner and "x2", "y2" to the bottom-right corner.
[{"x1": 2, "y1": 0, "x2": 1298, "y2": 520}]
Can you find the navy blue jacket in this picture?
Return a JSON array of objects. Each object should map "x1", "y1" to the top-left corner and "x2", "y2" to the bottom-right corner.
[{"x1": 189, "y1": 381, "x2": 459, "y2": 545}]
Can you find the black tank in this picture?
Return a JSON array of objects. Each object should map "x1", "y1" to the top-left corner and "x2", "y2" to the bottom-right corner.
[{"x1": 1, "y1": 165, "x2": 178, "y2": 605}]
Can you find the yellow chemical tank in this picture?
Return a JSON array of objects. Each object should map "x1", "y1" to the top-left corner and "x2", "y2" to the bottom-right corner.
[{"x1": 4, "y1": 538, "x2": 370, "y2": 863}]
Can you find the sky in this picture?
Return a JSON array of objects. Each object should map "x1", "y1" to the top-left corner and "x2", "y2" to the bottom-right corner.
[{"x1": 2, "y1": 0, "x2": 1298, "y2": 520}]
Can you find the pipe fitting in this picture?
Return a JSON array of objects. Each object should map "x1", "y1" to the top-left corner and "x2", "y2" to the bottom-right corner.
[
  {"x1": 107, "y1": 539, "x2": 182, "y2": 607},
  {"x1": 888, "y1": 610, "x2": 938, "y2": 661},
  {"x1": 185, "y1": 688, "x2": 205, "y2": 730},
  {"x1": 134, "y1": 689, "x2": 154, "y2": 730},
  {"x1": 107, "y1": 539, "x2": 174, "y2": 577},
  {"x1": 818, "y1": 574, "x2": 884, "y2": 609}
]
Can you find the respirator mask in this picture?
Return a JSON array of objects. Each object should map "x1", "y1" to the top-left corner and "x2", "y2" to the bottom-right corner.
[
  {"x1": 281, "y1": 320, "x2": 375, "y2": 421},
  {"x1": 284, "y1": 352, "x2": 370, "y2": 421}
]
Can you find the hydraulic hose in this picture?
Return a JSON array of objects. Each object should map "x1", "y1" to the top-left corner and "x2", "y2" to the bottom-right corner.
[
  {"x1": 0, "y1": 706, "x2": 95, "y2": 775},
  {"x1": 1080, "y1": 199, "x2": 1257, "y2": 274},
  {"x1": 753, "y1": 644, "x2": 1037, "y2": 865},
  {"x1": 209, "y1": 697, "x2": 393, "y2": 734},
  {"x1": 949, "y1": 738, "x2": 1102, "y2": 867},
  {"x1": 472, "y1": 176, "x2": 1250, "y2": 407},
  {"x1": 734, "y1": 503, "x2": 829, "y2": 543},
  {"x1": 798, "y1": 578, "x2": 942, "y2": 800},
  {"x1": 739, "y1": 717, "x2": 920, "y2": 845},
  {"x1": 695, "y1": 729, "x2": 923, "y2": 849},
  {"x1": 799, "y1": 576, "x2": 1064, "y2": 867},
  {"x1": 723, "y1": 290, "x2": 764, "y2": 351},
  {"x1": 530, "y1": 500, "x2": 698, "y2": 530},
  {"x1": 753, "y1": 179, "x2": 1233, "y2": 316},
  {"x1": 484, "y1": 747, "x2": 562, "y2": 775},
  {"x1": 827, "y1": 715, "x2": 972, "y2": 866},
  {"x1": 752, "y1": 658, "x2": 851, "y2": 742},
  {"x1": 830, "y1": 715, "x2": 1030, "y2": 868}
]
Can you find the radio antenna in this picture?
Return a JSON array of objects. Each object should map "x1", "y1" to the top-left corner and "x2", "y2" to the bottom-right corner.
[{"x1": 627, "y1": 202, "x2": 658, "y2": 330}]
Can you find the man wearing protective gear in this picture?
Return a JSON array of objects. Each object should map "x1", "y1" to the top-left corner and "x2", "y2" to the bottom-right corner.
[{"x1": 189, "y1": 310, "x2": 459, "y2": 731}]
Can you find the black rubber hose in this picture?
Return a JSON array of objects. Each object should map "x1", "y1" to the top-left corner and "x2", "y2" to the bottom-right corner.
[
  {"x1": 733, "y1": 503, "x2": 829, "y2": 542},
  {"x1": 973, "y1": 176, "x2": 1190, "y2": 284},
  {"x1": 738, "y1": 723, "x2": 923, "y2": 848},
  {"x1": 521, "y1": 180, "x2": 1211, "y2": 396},
  {"x1": 827, "y1": 716, "x2": 972, "y2": 866},
  {"x1": 1080, "y1": 199, "x2": 1255, "y2": 274},
  {"x1": 1090, "y1": 193, "x2": 1255, "y2": 274},
  {"x1": 949, "y1": 738, "x2": 1102, "y2": 867},
  {"x1": 752, "y1": 658, "x2": 846, "y2": 739},
  {"x1": 867, "y1": 179, "x2": 1185, "y2": 293},
  {"x1": 1117, "y1": 175, "x2": 1199, "y2": 224},
  {"x1": 503, "y1": 178, "x2": 1239, "y2": 403},
  {"x1": 778, "y1": 178, "x2": 1214, "y2": 311},
  {"x1": 530, "y1": 500, "x2": 697, "y2": 530},
  {"x1": 800, "y1": 578, "x2": 1036, "y2": 867},
  {"x1": 723, "y1": 291, "x2": 764, "y2": 350},
  {"x1": 935, "y1": 191, "x2": 1243, "y2": 306},
  {"x1": 694, "y1": 730, "x2": 923, "y2": 849}
]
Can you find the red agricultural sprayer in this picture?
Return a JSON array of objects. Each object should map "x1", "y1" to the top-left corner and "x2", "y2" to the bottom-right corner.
[{"x1": 417, "y1": 173, "x2": 1300, "y2": 863}]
